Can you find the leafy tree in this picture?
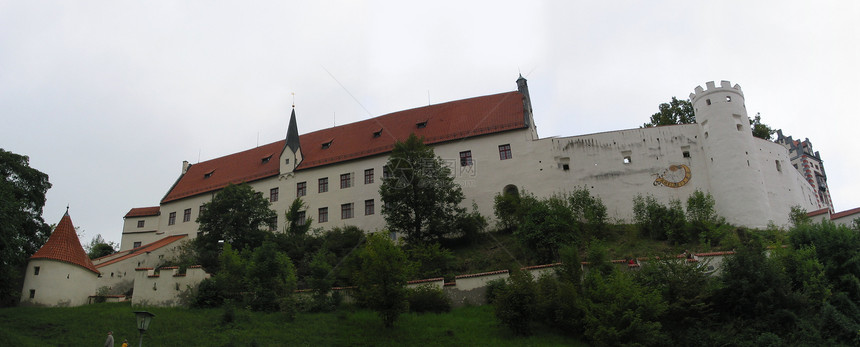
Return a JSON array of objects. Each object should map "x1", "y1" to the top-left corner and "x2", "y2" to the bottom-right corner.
[
  {"x1": 353, "y1": 233, "x2": 414, "y2": 328},
  {"x1": 568, "y1": 187, "x2": 608, "y2": 239},
  {"x1": 514, "y1": 194, "x2": 577, "y2": 263},
  {"x1": 0, "y1": 149, "x2": 52, "y2": 307},
  {"x1": 493, "y1": 191, "x2": 520, "y2": 232},
  {"x1": 195, "y1": 183, "x2": 277, "y2": 271},
  {"x1": 643, "y1": 97, "x2": 694, "y2": 127},
  {"x1": 633, "y1": 194, "x2": 686, "y2": 242},
  {"x1": 307, "y1": 248, "x2": 336, "y2": 311},
  {"x1": 405, "y1": 242, "x2": 454, "y2": 280},
  {"x1": 750, "y1": 113, "x2": 775, "y2": 140},
  {"x1": 380, "y1": 134, "x2": 466, "y2": 244},
  {"x1": 789, "y1": 205, "x2": 811, "y2": 228},
  {"x1": 246, "y1": 241, "x2": 297, "y2": 313},
  {"x1": 494, "y1": 268, "x2": 537, "y2": 335},
  {"x1": 85, "y1": 234, "x2": 118, "y2": 259},
  {"x1": 580, "y1": 270, "x2": 668, "y2": 346}
]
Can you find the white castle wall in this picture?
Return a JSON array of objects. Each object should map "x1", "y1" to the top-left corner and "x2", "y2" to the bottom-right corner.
[
  {"x1": 132, "y1": 266, "x2": 210, "y2": 307},
  {"x1": 93, "y1": 236, "x2": 187, "y2": 296},
  {"x1": 19, "y1": 259, "x2": 99, "y2": 307}
]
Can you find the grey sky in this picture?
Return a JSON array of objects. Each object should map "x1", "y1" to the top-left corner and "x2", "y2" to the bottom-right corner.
[{"x1": 2, "y1": 1, "x2": 858, "y2": 245}]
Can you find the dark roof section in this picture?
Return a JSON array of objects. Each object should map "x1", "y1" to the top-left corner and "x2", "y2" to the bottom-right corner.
[
  {"x1": 125, "y1": 206, "x2": 161, "y2": 218},
  {"x1": 285, "y1": 107, "x2": 301, "y2": 154},
  {"x1": 161, "y1": 90, "x2": 527, "y2": 203},
  {"x1": 30, "y1": 213, "x2": 100, "y2": 274}
]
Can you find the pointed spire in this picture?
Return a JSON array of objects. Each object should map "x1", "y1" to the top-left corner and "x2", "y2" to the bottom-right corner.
[
  {"x1": 286, "y1": 107, "x2": 301, "y2": 153},
  {"x1": 30, "y1": 212, "x2": 100, "y2": 274}
]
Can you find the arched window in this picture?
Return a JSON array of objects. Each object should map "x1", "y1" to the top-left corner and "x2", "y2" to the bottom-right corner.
[{"x1": 503, "y1": 184, "x2": 519, "y2": 198}]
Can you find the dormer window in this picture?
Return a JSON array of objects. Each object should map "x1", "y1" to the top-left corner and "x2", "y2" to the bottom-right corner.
[
  {"x1": 373, "y1": 128, "x2": 383, "y2": 138},
  {"x1": 416, "y1": 121, "x2": 427, "y2": 129},
  {"x1": 261, "y1": 154, "x2": 273, "y2": 164},
  {"x1": 322, "y1": 140, "x2": 333, "y2": 149},
  {"x1": 204, "y1": 169, "x2": 215, "y2": 179}
]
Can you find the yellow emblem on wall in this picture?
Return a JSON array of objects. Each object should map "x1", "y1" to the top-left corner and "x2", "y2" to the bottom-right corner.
[{"x1": 654, "y1": 164, "x2": 691, "y2": 188}]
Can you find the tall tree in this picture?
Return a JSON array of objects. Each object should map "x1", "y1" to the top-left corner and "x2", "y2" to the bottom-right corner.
[
  {"x1": 643, "y1": 97, "x2": 695, "y2": 127},
  {"x1": 85, "y1": 234, "x2": 118, "y2": 259},
  {"x1": 195, "y1": 183, "x2": 276, "y2": 271},
  {"x1": 0, "y1": 149, "x2": 51, "y2": 306},
  {"x1": 380, "y1": 134, "x2": 466, "y2": 244}
]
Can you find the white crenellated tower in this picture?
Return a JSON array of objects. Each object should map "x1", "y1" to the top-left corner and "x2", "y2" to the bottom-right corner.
[{"x1": 690, "y1": 81, "x2": 772, "y2": 228}]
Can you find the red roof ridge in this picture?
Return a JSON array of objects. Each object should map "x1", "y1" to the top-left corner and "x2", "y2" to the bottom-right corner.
[
  {"x1": 455, "y1": 269, "x2": 509, "y2": 279},
  {"x1": 807, "y1": 208, "x2": 830, "y2": 217},
  {"x1": 30, "y1": 213, "x2": 100, "y2": 274},
  {"x1": 125, "y1": 206, "x2": 160, "y2": 218},
  {"x1": 830, "y1": 207, "x2": 860, "y2": 220},
  {"x1": 95, "y1": 234, "x2": 187, "y2": 268}
]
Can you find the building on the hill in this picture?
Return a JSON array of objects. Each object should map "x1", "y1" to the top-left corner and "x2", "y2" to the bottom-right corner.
[
  {"x1": 775, "y1": 130, "x2": 832, "y2": 212},
  {"x1": 120, "y1": 77, "x2": 822, "y2": 252}
]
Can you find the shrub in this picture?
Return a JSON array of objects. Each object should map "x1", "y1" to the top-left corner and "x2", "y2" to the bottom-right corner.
[
  {"x1": 406, "y1": 285, "x2": 451, "y2": 313},
  {"x1": 493, "y1": 192, "x2": 520, "y2": 232},
  {"x1": 484, "y1": 278, "x2": 507, "y2": 305},
  {"x1": 494, "y1": 269, "x2": 536, "y2": 335},
  {"x1": 406, "y1": 242, "x2": 454, "y2": 280},
  {"x1": 633, "y1": 194, "x2": 686, "y2": 242}
]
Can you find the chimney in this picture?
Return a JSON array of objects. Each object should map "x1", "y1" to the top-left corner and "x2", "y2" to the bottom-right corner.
[{"x1": 182, "y1": 160, "x2": 190, "y2": 174}]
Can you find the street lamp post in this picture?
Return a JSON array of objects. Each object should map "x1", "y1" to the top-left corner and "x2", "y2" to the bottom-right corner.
[{"x1": 133, "y1": 311, "x2": 155, "y2": 347}]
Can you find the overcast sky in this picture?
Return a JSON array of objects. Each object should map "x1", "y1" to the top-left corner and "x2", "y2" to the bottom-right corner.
[{"x1": 2, "y1": 1, "x2": 858, "y2": 245}]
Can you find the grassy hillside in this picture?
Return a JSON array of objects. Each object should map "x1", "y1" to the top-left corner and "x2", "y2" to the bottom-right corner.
[{"x1": 0, "y1": 302, "x2": 584, "y2": 346}]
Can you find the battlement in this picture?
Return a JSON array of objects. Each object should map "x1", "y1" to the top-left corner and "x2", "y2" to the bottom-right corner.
[{"x1": 689, "y1": 80, "x2": 743, "y2": 102}]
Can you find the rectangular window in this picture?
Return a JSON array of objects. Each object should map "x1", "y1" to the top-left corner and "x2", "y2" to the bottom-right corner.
[
  {"x1": 460, "y1": 150, "x2": 473, "y2": 166},
  {"x1": 365, "y1": 199, "x2": 375, "y2": 215},
  {"x1": 133, "y1": 241, "x2": 142, "y2": 248},
  {"x1": 199, "y1": 205, "x2": 206, "y2": 216},
  {"x1": 318, "y1": 177, "x2": 328, "y2": 193},
  {"x1": 340, "y1": 173, "x2": 352, "y2": 189},
  {"x1": 270, "y1": 187, "x2": 279, "y2": 202},
  {"x1": 498, "y1": 144, "x2": 512, "y2": 160},
  {"x1": 297, "y1": 211, "x2": 306, "y2": 226},
  {"x1": 341, "y1": 203, "x2": 353, "y2": 219},
  {"x1": 268, "y1": 215, "x2": 277, "y2": 231},
  {"x1": 364, "y1": 169, "x2": 374, "y2": 184},
  {"x1": 383, "y1": 166, "x2": 391, "y2": 179},
  {"x1": 319, "y1": 207, "x2": 328, "y2": 223},
  {"x1": 29, "y1": 289, "x2": 35, "y2": 299},
  {"x1": 34, "y1": 266, "x2": 40, "y2": 276},
  {"x1": 183, "y1": 208, "x2": 191, "y2": 222},
  {"x1": 296, "y1": 182, "x2": 306, "y2": 197},
  {"x1": 137, "y1": 220, "x2": 145, "y2": 228},
  {"x1": 168, "y1": 212, "x2": 176, "y2": 225}
]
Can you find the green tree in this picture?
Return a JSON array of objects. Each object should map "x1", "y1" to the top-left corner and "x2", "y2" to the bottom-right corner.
[
  {"x1": 307, "y1": 248, "x2": 336, "y2": 311},
  {"x1": 789, "y1": 205, "x2": 811, "y2": 228},
  {"x1": 285, "y1": 197, "x2": 312, "y2": 235},
  {"x1": 353, "y1": 233, "x2": 414, "y2": 328},
  {"x1": 633, "y1": 194, "x2": 686, "y2": 242},
  {"x1": 195, "y1": 183, "x2": 277, "y2": 271},
  {"x1": 380, "y1": 134, "x2": 467, "y2": 244},
  {"x1": 643, "y1": 97, "x2": 694, "y2": 127},
  {"x1": 85, "y1": 234, "x2": 118, "y2": 259},
  {"x1": 0, "y1": 149, "x2": 52, "y2": 306},
  {"x1": 581, "y1": 270, "x2": 668, "y2": 346},
  {"x1": 247, "y1": 241, "x2": 297, "y2": 313},
  {"x1": 750, "y1": 113, "x2": 775, "y2": 140},
  {"x1": 494, "y1": 268, "x2": 537, "y2": 335}
]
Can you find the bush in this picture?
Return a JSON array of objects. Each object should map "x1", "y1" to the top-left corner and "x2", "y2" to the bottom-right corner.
[
  {"x1": 406, "y1": 242, "x2": 455, "y2": 280},
  {"x1": 494, "y1": 269, "x2": 536, "y2": 335},
  {"x1": 485, "y1": 278, "x2": 507, "y2": 305},
  {"x1": 406, "y1": 285, "x2": 451, "y2": 313},
  {"x1": 633, "y1": 194, "x2": 686, "y2": 242}
]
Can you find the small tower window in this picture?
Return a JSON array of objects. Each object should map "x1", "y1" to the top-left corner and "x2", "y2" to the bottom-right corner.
[
  {"x1": 726, "y1": 96, "x2": 732, "y2": 102},
  {"x1": 322, "y1": 140, "x2": 333, "y2": 149},
  {"x1": 623, "y1": 157, "x2": 631, "y2": 164},
  {"x1": 416, "y1": 121, "x2": 427, "y2": 129},
  {"x1": 373, "y1": 128, "x2": 383, "y2": 138},
  {"x1": 737, "y1": 124, "x2": 743, "y2": 131},
  {"x1": 776, "y1": 160, "x2": 782, "y2": 172},
  {"x1": 29, "y1": 289, "x2": 35, "y2": 299},
  {"x1": 34, "y1": 266, "x2": 40, "y2": 275},
  {"x1": 706, "y1": 99, "x2": 711, "y2": 105},
  {"x1": 683, "y1": 151, "x2": 691, "y2": 158}
]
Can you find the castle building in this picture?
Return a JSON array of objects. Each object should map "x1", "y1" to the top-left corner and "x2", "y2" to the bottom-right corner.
[
  {"x1": 118, "y1": 78, "x2": 822, "y2": 252},
  {"x1": 23, "y1": 77, "x2": 834, "y2": 307},
  {"x1": 775, "y1": 130, "x2": 832, "y2": 212}
]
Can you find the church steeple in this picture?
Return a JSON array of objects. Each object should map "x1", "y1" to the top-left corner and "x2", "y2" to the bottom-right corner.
[
  {"x1": 286, "y1": 107, "x2": 301, "y2": 153},
  {"x1": 280, "y1": 106, "x2": 303, "y2": 174}
]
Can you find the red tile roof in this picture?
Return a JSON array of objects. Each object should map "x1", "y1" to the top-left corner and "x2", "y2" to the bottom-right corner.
[
  {"x1": 161, "y1": 91, "x2": 526, "y2": 203},
  {"x1": 807, "y1": 208, "x2": 830, "y2": 217},
  {"x1": 830, "y1": 207, "x2": 860, "y2": 220},
  {"x1": 95, "y1": 234, "x2": 187, "y2": 268},
  {"x1": 125, "y1": 206, "x2": 161, "y2": 218},
  {"x1": 30, "y1": 213, "x2": 100, "y2": 274}
]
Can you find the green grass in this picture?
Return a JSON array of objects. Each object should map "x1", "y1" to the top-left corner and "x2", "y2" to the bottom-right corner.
[{"x1": 0, "y1": 302, "x2": 585, "y2": 346}]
